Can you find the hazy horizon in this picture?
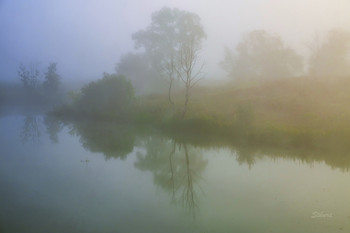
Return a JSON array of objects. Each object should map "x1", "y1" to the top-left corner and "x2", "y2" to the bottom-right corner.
[{"x1": 1, "y1": 0, "x2": 350, "y2": 84}]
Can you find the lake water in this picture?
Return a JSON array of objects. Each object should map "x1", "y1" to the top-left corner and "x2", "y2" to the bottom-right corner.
[{"x1": 1, "y1": 114, "x2": 350, "y2": 233}]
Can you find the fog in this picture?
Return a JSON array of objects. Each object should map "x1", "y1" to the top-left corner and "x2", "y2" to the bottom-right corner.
[
  {"x1": 1, "y1": 0, "x2": 349, "y2": 84},
  {"x1": 2, "y1": 2, "x2": 350, "y2": 232}
]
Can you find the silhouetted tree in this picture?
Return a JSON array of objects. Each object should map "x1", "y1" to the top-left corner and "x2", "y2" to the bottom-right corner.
[
  {"x1": 76, "y1": 73, "x2": 134, "y2": 118},
  {"x1": 43, "y1": 63, "x2": 60, "y2": 92},
  {"x1": 18, "y1": 63, "x2": 40, "y2": 91},
  {"x1": 308, "y1": 29, "x2": 350, "y2": 77},
  {"x1": 176, "y1": 34, "x2": 205, "y2": 117},
  {"x1": 222, "y1": 30, "x2": 303, "y2": 80},
  {"x1": 132, "y1": 7, "x2": 206, "y2": 109}
]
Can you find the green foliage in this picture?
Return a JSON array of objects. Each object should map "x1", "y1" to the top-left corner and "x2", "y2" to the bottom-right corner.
[
  {"x1": 133, "y1": 76, "x2": 350, "y2": 150},
  {"x1": 75, "y1": 73, "x2": 135, "y2": 118},
  {"x1": 165, "y1": 116, "x2": 219, "y2": 132}
]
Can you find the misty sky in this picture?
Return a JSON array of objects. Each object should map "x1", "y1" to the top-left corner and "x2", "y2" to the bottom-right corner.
[{"x1": 1, "y1": 0, "x2": 350, "y2": 84}]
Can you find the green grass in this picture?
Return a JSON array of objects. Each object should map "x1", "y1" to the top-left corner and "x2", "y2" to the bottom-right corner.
[
  {"x1": 135, "y1": 76, "x2": 350, "y2": 150},
  {"x1": 54, "y1": 75, "x2": 350, "y2": 151}
]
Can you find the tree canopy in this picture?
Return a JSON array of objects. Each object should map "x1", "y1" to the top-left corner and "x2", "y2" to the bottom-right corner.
[
  {"x1": 222, "y1": 30, "x2": 303, "y2": 80},
  {"x1": 18, "y1": 63, "x2": 40, "y2": 90},
  {"x1": 132, "y1": 7, "x2": 206, "y2": 71},
  {"x1": 117, "y1": 7, "x2": 206, "y2": 102},
  {"x1": 76, "y1": 73, "x2": 134, "y2": 118},
  {"x1": 131, "y1": 7, "x2": 206, "y2": 115},
  {"x1": 308, "y1": 29, "x2": 350, "y2": 77},
  {"x1": 115, "y1": 52, "x2": 161, "y2": 95},
  {"x1": 43, "y1": 63, "x2": 60, "y2": 92}
]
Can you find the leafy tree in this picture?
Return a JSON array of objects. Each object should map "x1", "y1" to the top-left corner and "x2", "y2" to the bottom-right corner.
[
  {"x1": 43, "y1": 63, "x2": 60, "y2": 92},
  {"x1": 222, "y1": 30, "x2": 303, "y2": 80},
  {"x1": 115, "y1": 52, "x2": 161, "y2": 95},
  {"x1": 308, "y1": 29, "x2": 350, "y2": 77},
  {"x1": 76, "y1": 73, "x2": 134, "y2": 118},
  {"x1": 17, "y1": 63, "x2": 40, "y2": 90},
  {"x1": 132, "y1": 7, "x2": 206, "y2": 110}
]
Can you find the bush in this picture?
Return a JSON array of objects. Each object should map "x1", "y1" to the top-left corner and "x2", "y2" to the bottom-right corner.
[{"x1": 76, "y1": 73, "x2": 135, "y2": 118}]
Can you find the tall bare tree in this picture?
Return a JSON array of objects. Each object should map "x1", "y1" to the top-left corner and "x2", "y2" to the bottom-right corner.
[
  {"x1": 176, "y1": 36, "x2": 204, "y2": 117},
  {"x1": 132, "y1": 7, "x2": 206, "y2": 108}
]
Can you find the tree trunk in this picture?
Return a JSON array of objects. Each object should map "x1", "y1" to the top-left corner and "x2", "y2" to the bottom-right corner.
[
  {"x1": 169, "y1": 141, "x2": 176, "y2": 200},
  {"x1": 168, "y1": 77, "x2": 175, "y2": 106},
  {"x1": 182, "y1": 85, "x2": 189, "y2": 118}
]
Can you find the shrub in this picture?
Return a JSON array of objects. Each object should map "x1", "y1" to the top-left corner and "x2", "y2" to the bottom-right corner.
[{"x1": 76, "y1": 73, "x2": 134, "y2": 118}]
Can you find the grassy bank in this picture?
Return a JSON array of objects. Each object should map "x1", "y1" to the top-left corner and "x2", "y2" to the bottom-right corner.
[
  {"x1": 53, "y1": 75, "x2": 350, "y2": 151},
  {"x1": 134, "y1": 76, "x2": 350, "y2": 150}
]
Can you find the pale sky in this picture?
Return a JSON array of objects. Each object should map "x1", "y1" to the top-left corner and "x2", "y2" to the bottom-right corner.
[{"x1": 1, "y1": 0, "x2": 349, "y2": 83}]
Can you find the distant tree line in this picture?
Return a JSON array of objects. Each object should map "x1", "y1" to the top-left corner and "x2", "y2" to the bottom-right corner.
[
  {"x1": 221, "y1": 29, "x2": 350, "y2": 80},
  {"x1": 11, "y1": 6, "x2": 347, "y2": 122},
  {"x1": 19, "y1": 62, "x2": 62, "y2": 105},
  {"x1": 221, "y1": 30, "x2": 303, "y2": 79},
  {"x1": 308, "y1": 29, "x2": 350, "y2": 77},
  {"x1": 115, "y1": 8, "x2": 350, "y2": 91},
  {"x1": 18, "y1": 62, "x2": 61, "y2": 92},
  {"x1": 114, "y1": 7, "x2": 350, "y2": 120}
]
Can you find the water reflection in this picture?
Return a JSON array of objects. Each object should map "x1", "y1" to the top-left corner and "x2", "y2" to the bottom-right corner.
[
  {"x1": 66, "y1": 120, "x2": 136, "y2": 160},
  {"x1": 20, "y1": 115, "x2": 42, "y2": 143},
  {"x1": 44, "y1": 115, "x2": 63, "y2": 143},
  {"x1": 171, "y1": 134, "x2": 350, "y2": 171},
  {"x1": 6, "y1": 115, "x2": 350, "y2": 232},
  {"x1": 12, "y1": 115, "x2": 350, "y2": 231},
  {"x1": 19, "y1": 114, "x2": 350, "y2": 173},
  {"x1": 235, "y1": 146, "x2": 257, "y2": 169},
  {"x1": 20, "y1": 114, "x2": 63, "y2": 144},
  {"x1": 135, "y1": 137, "x2": 207, "y2": 218},
  {"x1": 23, "y1": 115, "x2": 350, "y2": 217}
]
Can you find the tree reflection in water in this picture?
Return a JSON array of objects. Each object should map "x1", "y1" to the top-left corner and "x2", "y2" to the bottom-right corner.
[
  {"x1": 235, "y1": 146, "x2": 257, "y2": 170},
  {"x1": 44, "y1": 115, "x2": 63, "y2": 143},
  {"x1": 66, "y1": 120, "x2": 136, "y2": 160},
  {"x1": 20, "y1": 114, "x2": 63, "y2": 144},
  {"x1": 135, "y1": 137, "x2": 207, "y2": 219},
  {"x1": 20, "y1": 115, "x2": 42, "y2": 143},
  {"x1": 20, "y1": 115, "x2": 350, "y2": 221}
]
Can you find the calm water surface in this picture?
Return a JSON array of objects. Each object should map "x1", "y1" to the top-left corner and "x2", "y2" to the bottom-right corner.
[{"x1": 1, "y1": 114, "x2": 350, "y2": 233}]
